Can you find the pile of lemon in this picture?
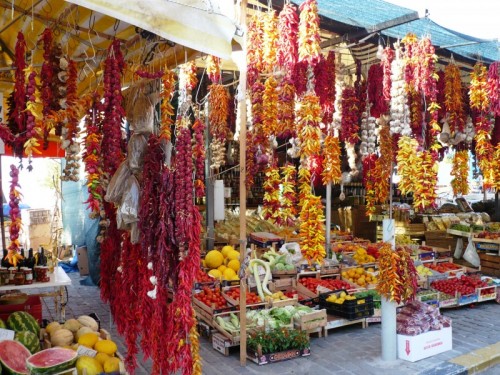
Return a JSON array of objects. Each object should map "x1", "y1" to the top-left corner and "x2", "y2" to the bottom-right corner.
[
  {"x1": 352, "y1": 247, "x2": 376, "y2": 264},
  {"x1": 203, "y1": 246, "x2": 241, "y2": 281},
  {"x1": 341, "y1": 267, "x2": 377, "y2": 287},
  {"x1": 326, "y1": 291, "x2": 356, "y2": 305}
]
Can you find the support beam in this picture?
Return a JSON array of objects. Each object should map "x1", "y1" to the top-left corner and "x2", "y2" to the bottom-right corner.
[{"x1": 320, "y1": 12, "x2": 419, "y2": 48}]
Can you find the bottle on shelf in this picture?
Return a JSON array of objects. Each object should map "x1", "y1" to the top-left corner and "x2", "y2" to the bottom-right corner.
[{"x1": 26, "y1": 248, "x2": 36, "y2": 270}]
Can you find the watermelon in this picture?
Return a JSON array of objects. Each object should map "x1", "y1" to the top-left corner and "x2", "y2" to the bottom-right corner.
[
  {"x1": 15, "y1": 331, "x2": 40, "y2": 354},
  {"x1": 0, "y1": 340, "x2": 30, "y2": 374},
  {"x1": 6, "y1": 312, "x2": 40, "y2": 336},
  {"x1": 26, "y1": 348, "x2": 77, "y2": 374}
]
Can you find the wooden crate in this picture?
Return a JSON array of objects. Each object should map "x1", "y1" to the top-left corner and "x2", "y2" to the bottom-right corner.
[
  {"x1": 478, "y1": 252, "x2": 500, "y2": 277},
  {"x1": 294, "y1": 309, "x2": 327, "y2": 332}
]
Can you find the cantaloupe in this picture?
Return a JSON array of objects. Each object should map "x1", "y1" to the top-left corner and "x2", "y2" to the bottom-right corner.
[
  {"x1": 62, "y1": 319, "x2": 82, "y2": 333},
  {"x1": 77, "y1": 315, "x2": 99, "y2": 331},
  {"x1": 50, "y1": 329, "x2": 74, "y2": 347},
  {"x1": 75, "y1": 326, "x2": 94, "y2": 341}
]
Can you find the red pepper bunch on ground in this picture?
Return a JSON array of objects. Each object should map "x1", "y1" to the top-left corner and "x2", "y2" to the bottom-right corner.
[
  {"x1": 340, "y1": 87, "x2": 360, "y2": 145},
  {"x1": 82, "y1": 96, "x2": 104, "y2": 219},
  {"x1": 101, "y1": 39, "x2": 126, "y2": 178},
  {"x1": 487, "y1": 61, "x2": 500, "y2": 116},
  {"x1": 262, "y1": 165, "x2": 281, "y2": 224},
  {"x1": 247, "y1": 14, "x2": 264, "y2": 87},
  {"x1": 444, "y1": 63, "x2": 465, "y2": 133},
  {"x1": 277, "y1": 77, "x2": 296, "y2": 138},
  {"x1": 263, "y1": 10, "x2": 279, "y2": 73},
  {"x1": 381, "y1": 47, "x2": 394, "y2": 102},
  {"x1": 160, "y1": 70, "x2": 176, "y2": 141},
  {"x1": 5, "y1": 165, "x2": 23, "y2": 267},
  {"x1": 277, "y1": 3, "x2": 299, "y2": 74},
  {"x1": 206, "y1": 55, "x2": 221, "y2": 83},
  {"x1": 314, "y1": 51, "x2": 336, "y2": 124},
  {"x1": 368, "y1": 63, "x2": 388, "y2": 118},
  {"x1": 192, "y1": 119, "x2": 206, "y2": 198},
  {"x1": 298, "y1": 0, "x2": 321, "y2": 66},
  {"x1": 263, "y1": 76, "x2": 279, "y2": 137}
]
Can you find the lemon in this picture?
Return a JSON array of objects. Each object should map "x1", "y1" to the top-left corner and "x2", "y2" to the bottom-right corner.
[
  {"x1": 223, "y1": 268, "x2": 236, "y2": 280},
  {"x1": 227, "y1": 259, "x2": 240, "y2": 272},
  {"x1": 205, "y1": 250, "x2": 224, "y2": 269},
  {"x1": 221, "y1": 245, "x2": 234, "y2": 258},
  {"x1": 103, "y1": 357, "x2": 121, "y2": 373},
  {"x1": 78, "y1": 332, "x2": 99, "y2": 348},
  {"x1": 95, "y1": 339, "x2": 118, "y2": 356},
  {"x1": 217, "y1": 265, "x2": 227, "y2": 273},
  {"x1": 208, "y1": 269, "x2": 222, "y2": 280}
]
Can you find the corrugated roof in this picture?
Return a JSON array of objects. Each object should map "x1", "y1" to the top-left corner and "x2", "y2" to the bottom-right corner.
[{"x1": 291, "y1": 0, "x2": 499, "y2": 64}]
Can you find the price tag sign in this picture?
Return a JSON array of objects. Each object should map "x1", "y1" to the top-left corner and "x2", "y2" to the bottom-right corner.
[
  {"x1": 0, "y1": 328, "x2": 15, "y2": 341},
  {"x1": 76, "y1": 345, "x2": 97, "y2": 358}
]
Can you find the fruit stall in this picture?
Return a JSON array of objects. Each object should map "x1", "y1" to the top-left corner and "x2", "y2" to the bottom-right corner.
[{"x1": 0, "y1": 0, "x2": 499, "y2": 373}]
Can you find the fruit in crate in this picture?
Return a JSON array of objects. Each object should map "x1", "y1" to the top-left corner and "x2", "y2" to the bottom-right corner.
[
  {"x1": 352, "y1": 247, "x2": 376, "y2": 264},
  {"x1": 427, "y1": 262, "x2": 462, "y2": 275},
  {"x1": 341, "y1": 268, "x2": 377, "y2": 287},
  {"x1": 416, "y1": 264, "x2": 433, "y2": 276},
  {"x1": 207, "y1": 269, "x2": 222, "y2": 280},
  {"x1": 26, "y1": 347, "x2": 78, "y2": 374},
  {"x1": 62, "y1": 318, "x2": 82, "y2": 333},
  {"x1": 77, "y1": 315, "x2": 99, "y2": 331},
  {"x1": 0, "y1": 339, "x2": 30, "y2": 374},
  {"x1": 76, "y1": 326, "x2": 95, "y2": 341},
  {"x1": 103, "y1": 356, "x2": 121, "y2": 373},
  {"x1": 76, "y1": 356, "x2": 104, "y2": 375},
  {"x1": 269, "y1": 291, "x2": 291, "y2": 301},
  {"x1": 224, "y1": 288, "x2": 261, "y2": 304},
  {"x1": 45, "y1": 321, "x2": 61, "y2": 335},
  {"x1": 299, "y1": 277, "x2": 354, "y2": 293},
  {"x1": 475, "y1": 231, "x2": 499, "y2": 239},
  {"x1": 205, "y1": 250, "x2": 224, "y2": 269},
  {"x1": 194, "y1": 287, "x2": 229, "y2": 309},
  {"x1": 15, "y1": 330, "x2": 40, "y2": 354},
  {"x1": 94, "y1": 339, "x2": 118, "y2": 356},
  {"x1": 431, "y1": 275, "x2": 488, "y2": 295},
  {"x1": 51, "y1": 328, "x2": 74, "y2": 347},
  {"x1": 7, "y1": 311, "x2": 40, "y2": 335},
  {"x1": 195, "y1": 268, "x2": 213, "y2": 283},
  {"x1": 78, "y1": 332, "x2": 100, "y2": 348}
]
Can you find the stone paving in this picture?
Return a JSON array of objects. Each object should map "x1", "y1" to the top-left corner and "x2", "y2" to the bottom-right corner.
[{"x1": 41, "y1": 271, "x2": 500, "y2": 375}]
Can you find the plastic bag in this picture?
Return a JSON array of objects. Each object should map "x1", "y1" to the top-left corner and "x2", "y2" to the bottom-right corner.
[
  {"x1": 120, "y1": 175, "x2": 140, "y2": 224},
  {"x1": 129, "y1": 93, "x2": 155, "y2": 134},
  {"x1": 105, "y1": 162, "x2": 131, "y2": 204},
  {"x1": 127, "y1": 133, "x2": 148, "y2": 173},
  {"x1": 279, "y1": 242, "x2": 302, "y2": 264},
  {"x1": 463, "y1": 237, "x2": 480, "y2": 267},
  {"x1": 130, "y1": 222, "x2": 140, "y2": 244}
]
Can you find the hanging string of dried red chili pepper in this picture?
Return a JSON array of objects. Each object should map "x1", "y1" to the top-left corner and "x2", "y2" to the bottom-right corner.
[
  {"x1": 367, "y1": 63, "x2": 388, "y2": 118},
  {"x1": 340, "y1": 87, "x2": 360, "y2": 145},
  {"x1": 277, "y1": 3, "x2": 299, "y2": 74},
  {"x1": 277, "y1": 77, "x2": 296, "y2": 138},
  {"x1": 101, "y1": 39, "x2": 126, "y2": 178},
  {"x1": 314, "y1": 51, "x2": 336, "y2": 125},
  {"x1": 247, "y1": 14, "x2": 264, "y2": 87},
  {"x1": 193, "y1": 119, "x2": 206, "y2": 198},
  {"x1": 381, "y1": 47, "x2": 394, "y2": 102}
]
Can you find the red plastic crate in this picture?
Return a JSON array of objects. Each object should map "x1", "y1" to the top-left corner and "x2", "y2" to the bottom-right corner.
[{"x1": 0, "y1": 296, "x2": 42, "y2": 324}]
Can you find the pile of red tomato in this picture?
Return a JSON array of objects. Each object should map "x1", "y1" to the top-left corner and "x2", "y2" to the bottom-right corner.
[
  {"x1": 224, "y1": 288, "x2": 261, "y2": 304},
  {"x1": 431, "y1": 275, "x2": 488, "y2": 296},
  {"x1": 299, "y1": 277, "x2": 353, "y2": 293},
  {"x1": 194, "y1": 287, "x2": 228, "y2": 309},
  {"x1": 195, "y1": 269, "x2": 213, "y2": 283}
]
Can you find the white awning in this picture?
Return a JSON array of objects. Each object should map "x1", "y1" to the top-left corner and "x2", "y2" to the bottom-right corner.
[{"x1": 66, "y1": 0, "x2": 239, "y2": 59}]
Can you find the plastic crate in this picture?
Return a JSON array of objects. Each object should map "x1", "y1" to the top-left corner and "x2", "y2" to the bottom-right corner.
[
  {"x1": 319, "y1": 290, "x2": 374, "y2": 320},
  {"x1": 0, "y1": 296, "x2": 42, "y2": 324}
]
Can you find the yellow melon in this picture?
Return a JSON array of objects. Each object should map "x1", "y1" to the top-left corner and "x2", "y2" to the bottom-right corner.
[
  {"x1": 223, "y1": 268, "x2": 236, "y2": 280},
  {"x1": 204, "y1": 250, "x2": 224, "y2": 269},
  {"x1": 95, "y1": 339, "x2": 118, "y2": 356},
  {"x1": 95, "y1": 352, "x2": 111, "y2": 365},
  {"x1": 227, "y1": 259, "x2": 240, "y2": 272},
  {"x1": 221, "y1": 245, "x2": 234, "y2": 258},
  {"x1": 76, "y1": 356, "x2": 103, "y2": 375},
  {"x1": 103, "y1": 357, "x2": 121, "y2": 373},
  {"x1": 78, "y1": 332, "x2": 100, "y2": 348},
  {"x1": 207, "y1": 269, "x2": 222, "y2": 280}
]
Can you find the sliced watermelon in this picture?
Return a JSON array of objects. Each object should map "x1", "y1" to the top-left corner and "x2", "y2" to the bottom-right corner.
[
  {"x1": 0, "y1": 339, "x2": 30, "y2": 375},
  {"x1": 26, "y1": 348, "x2": 77, "y2": 374}
]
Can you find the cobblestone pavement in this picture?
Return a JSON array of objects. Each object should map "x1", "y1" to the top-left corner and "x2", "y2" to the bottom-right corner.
[{"x1": 42, "y1": 272, "x2": 500, "y2": 375}]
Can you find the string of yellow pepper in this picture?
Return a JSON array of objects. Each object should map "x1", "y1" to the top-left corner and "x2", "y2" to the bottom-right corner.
[{"x1": 451, "y1": 150, "x2": 470, "y2": 196}]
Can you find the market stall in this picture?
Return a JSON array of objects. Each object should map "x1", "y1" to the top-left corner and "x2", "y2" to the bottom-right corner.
[{"x1": 0, "y1": 0, "x2": 500, "y2": 373}]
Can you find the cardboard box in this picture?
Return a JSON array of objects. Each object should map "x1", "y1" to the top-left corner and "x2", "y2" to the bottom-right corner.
[
  {"x1": 397, "y1": 327, "x2": 452, "y2": 362},
  {"x1": 77, "y1": 246, "x2": 89, "y2": 276}
]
